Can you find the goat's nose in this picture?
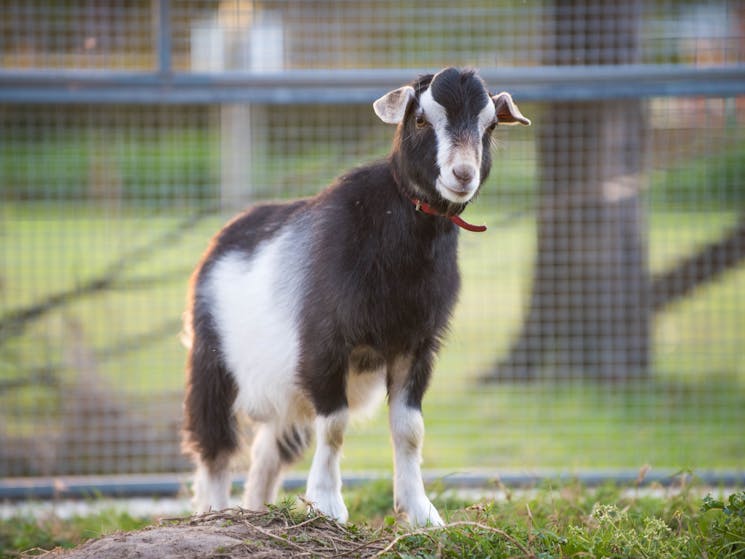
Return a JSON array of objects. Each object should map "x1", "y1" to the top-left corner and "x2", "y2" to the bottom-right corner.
[{"x1": 452, "y1": 164, "x2": 476, "y2": 186}]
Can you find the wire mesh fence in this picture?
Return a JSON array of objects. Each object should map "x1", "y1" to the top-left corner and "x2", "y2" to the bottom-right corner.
[{"x1": 1, "y1": 1, "x2": 744, "y2": 484}]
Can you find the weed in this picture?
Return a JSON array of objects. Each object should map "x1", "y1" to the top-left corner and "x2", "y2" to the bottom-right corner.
[{"x1": 700, "y1": 491, "x2": 745, "y2": 559}]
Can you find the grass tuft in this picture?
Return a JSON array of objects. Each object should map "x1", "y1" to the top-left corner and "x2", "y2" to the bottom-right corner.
[{"x1": 4, "y1": 482, "x2": 743, "y2": 558}]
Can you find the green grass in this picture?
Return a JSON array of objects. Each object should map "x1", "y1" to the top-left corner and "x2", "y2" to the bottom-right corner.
[
  {"x1": 1, "y1": 200, "x2": 744, "y2": 473},
  {"x1": 0, "y1": 129, "x2": 219, "y2": 204},
  {"x1": 360, "y1": 482, "x2": 745, "y2": 558},
  {"x1": 0, "y1": 508, "x2": 149, "y2": 557},
  {"x1": 649, "y1": 141, "x2": 745, "y2": 210},
  {"x1": 2, "y1": 484, "x2": 744, "y2": 558},
  {"x1": 1, "y1": 132, "x2": 745, "y2": 474}
]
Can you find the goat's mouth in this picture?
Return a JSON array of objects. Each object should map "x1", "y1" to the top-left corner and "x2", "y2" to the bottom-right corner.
[{"x1": 436, "y1": 178, "x2": 477, "y2": 203}]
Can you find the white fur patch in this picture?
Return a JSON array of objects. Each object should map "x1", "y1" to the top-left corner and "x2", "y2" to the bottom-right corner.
[
  {"x1": 418, "y1": 87, "x2": 448, "y2": 130},
  {"x1": 206, "y1": 228, "x2": 309, "y2": 422},
  {"x1": 478, "y1": 100, "x2": 497, "y2": 130},
  {"x1": 419, "y1": 85, "x2": 487, "y2": 204}
]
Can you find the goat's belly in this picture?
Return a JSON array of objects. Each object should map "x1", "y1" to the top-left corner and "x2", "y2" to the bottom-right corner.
[
  {"x1": 346, "y1": 368, "x2": 387, "y2": 419},
  {"x1": 206, "y1": 233, "x2": 304, "y2": 422},
  {"x1": 346, "y1": 346, "x2": 387, "y2": 418}
]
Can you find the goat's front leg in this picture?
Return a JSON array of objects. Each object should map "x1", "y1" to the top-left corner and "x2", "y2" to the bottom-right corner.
[
  {"x1": 305, "y1": 409, "x2": 350, "y2": 523},
  {"x1": 388, "y1": 354, "x2": 444, "y2": 527}
]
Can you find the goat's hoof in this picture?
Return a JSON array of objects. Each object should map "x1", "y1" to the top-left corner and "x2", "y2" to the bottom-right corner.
[
  {"x1": 305, "y1": 489, "x2": 349, "y2": 524},
  {"x1": 404, "y1": 499, "x2": 444, "y2": 527}
]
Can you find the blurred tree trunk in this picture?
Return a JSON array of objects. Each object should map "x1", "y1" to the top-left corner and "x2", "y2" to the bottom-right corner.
[{"x1": 485, "y1": 0, "x2": 650, "y2": 381}]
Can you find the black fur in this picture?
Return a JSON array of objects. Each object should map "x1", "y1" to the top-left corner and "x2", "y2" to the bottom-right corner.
[
  {"x1": 296, "y1": 163, "x2": 460, "y2": 415},
  {"x1": 181, "y1": 304, "x2": 238, "y2": 469},
  {"x1": 182, "y1": 67, "x2": 498, "y2": 464},
  {"x1": 276, "y1": 425, "x2": 313, "y2": 464}
]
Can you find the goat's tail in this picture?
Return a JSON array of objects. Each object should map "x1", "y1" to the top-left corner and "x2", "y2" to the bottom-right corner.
[{"x1": 181, "y1": 330, "x2": 239, "y2": 467}]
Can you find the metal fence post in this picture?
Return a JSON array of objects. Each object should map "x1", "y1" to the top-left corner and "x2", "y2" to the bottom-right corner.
[{"x1": 191, "y1": 7, "x2": 283, "y2": 212}]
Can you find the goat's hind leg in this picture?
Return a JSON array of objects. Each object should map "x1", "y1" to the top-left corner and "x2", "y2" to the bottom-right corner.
[
  {"x1": 243, "y1": 422, "x2": 313, "y2": 511},
  {"x1": 192, "y1": 453, "x2": 233, "y2": 513},
  {"x1": 182, "y1": 333, "x2": 240, "y2": 513},
  {"x1": 182, "y1": 390, "x2": 238, "y2": 513}
]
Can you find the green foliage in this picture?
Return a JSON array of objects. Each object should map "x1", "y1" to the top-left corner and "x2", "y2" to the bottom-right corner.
[
  {"x1": 700, "y1": 492, "x2": 745, "y2": 559},
  {"x1": 346, "y1": 479, "x2": 396, "y2": 523},
  {"x1": 649, "y1": 141, "x2": 745, "y2": 211},
  {"x1": 1, "y1": 486, "x2": 744, "y2": 558},
  {"x1": 4, "y1": 123, "x2": 741, "y2": 211},
  {"x1": 0, "y1": 508, "x2": 149, "y2": 557},
  {"x1": 0, "y1": 129, "x2": 218, "y2": 206},
  {"x1": 368, "y1": 484, "x2": 745, "y2": 559},
  {"x1": 394, "y1": 485, "x2": 745, "y2": 559}
]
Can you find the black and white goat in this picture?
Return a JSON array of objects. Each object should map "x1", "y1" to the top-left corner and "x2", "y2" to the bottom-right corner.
[{"x1": 181, "y1": 67, "x2": 530, "y2": 526}]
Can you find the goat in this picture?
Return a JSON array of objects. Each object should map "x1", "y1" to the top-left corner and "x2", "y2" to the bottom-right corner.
[{"x1": 181, "y1": 67, "x2": 530, "y2": 526}]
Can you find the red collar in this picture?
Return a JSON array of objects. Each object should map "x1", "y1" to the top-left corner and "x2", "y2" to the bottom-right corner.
[{"x1": 410, "y1": 198, "x2": 487, "y2": 233}]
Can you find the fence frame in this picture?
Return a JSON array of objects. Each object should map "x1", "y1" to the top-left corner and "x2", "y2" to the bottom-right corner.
[
  {"x1": 2, "y1": 65, "x2": 745, "y2": 105},
  {"x1": 1, "y1": 1, "x2": 744, "y2": 105},
  {"x1": 3, "y1": 470, "x2": 745, "y2": 501},
  {"x1": 2, "y1": 0, "x2": 745, "y2": 495}
]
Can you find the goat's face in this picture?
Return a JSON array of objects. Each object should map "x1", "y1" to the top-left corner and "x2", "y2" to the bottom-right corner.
[{"x1": 374, "y1": 67, "x2": 530, "y2": 206}]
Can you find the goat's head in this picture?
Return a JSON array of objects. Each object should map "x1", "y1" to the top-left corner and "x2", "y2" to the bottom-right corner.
[{"x1": 374, "y1": 67, "x2": 530, "y2": 211}]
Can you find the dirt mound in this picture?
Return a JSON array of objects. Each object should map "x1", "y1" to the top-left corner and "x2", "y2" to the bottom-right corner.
[{"x1": 45, "y1": 507, "x2": 389, "y2": 559}]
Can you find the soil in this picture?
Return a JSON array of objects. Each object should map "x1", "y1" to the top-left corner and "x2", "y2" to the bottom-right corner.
[{"x1": 43, "y1": 508, "x2": 389, "y2": 559}]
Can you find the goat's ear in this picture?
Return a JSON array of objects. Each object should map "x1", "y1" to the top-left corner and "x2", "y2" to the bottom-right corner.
[
  {"x1": 492, "y1": 91, "x2": 531, "y2": 126},
  {"x1": 373, "y1": 86, "x2": 416, "y2": 124}
]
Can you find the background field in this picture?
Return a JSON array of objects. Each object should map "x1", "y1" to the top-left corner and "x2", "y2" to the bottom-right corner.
[
  {"x1": 2, "y1": 0, "x2": 744, "y2": 485},
  {"x1": 2, "y1": 136, "x2": 744, "y2": 475},
  {"x1": 3, "y1": 482, "x2": 745, "y2": 558}
]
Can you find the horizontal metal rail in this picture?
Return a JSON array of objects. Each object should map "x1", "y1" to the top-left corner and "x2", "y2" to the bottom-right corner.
[
  {"x1": 2, "y1": 470, "x2": 743, "y2": 500},
  {"x1": 1, "y1": 65, "x2": 744, "y2": 104}
]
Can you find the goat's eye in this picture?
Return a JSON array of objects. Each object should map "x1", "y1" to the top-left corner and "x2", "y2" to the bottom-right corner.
[
  {"x1": 486, "y1": 121, "x2": 498, "y2": 133},
  {"x1": 415, "y1": 114, "x2": 429, "y2": 129}
]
